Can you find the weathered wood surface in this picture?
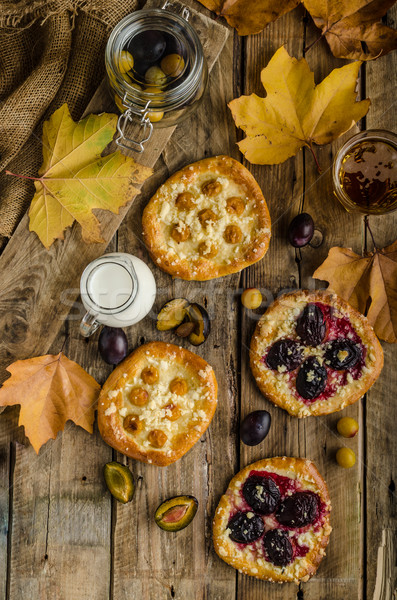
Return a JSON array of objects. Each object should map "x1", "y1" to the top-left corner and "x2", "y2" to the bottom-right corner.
[
  {"x1": 111, "y1": 29, "x2": 240, "y2": 599},
  {"x1": 1, "y1": 1, "x2": 396, "y2": 600},
  {"x1": 238, "y1": 7, "x2": 305, "y2": 600},
  {"x1": 365, "y1": 7, "x2": 397, "y2": 598}
]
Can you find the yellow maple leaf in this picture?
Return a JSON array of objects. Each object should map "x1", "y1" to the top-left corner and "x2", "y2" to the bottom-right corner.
[
  {"x1": 228, "y1": 46, "x2": 370, "y2": 167},
  {"x1": 313, "y1": 241, "x2": 397, "y2": 343},
  {"x1": 7, "y1": 104, "x2": 152, "y2": 249},
  {"x1": 0, "y1": 352, "x2": 100, "y2": 453}
]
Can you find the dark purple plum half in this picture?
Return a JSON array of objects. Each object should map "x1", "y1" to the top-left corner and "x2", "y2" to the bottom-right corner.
[
  {"x1": 264, "y1": 529, "x2": 293, "y2": 567},
  {"x1": 242, "y1": 475, "x2": 281, "y2": 515},
  {"x1": 276, "y1": 491, "x2": 320, "y2": 528},
  {"x1": 266, "y1": 339, "x2": 303, "y2": 372},
  {"x1": 227, "y1": 511, "x2": 264, "y2": 544},
  {"x1": 324, "y1": 339, "x2": 362, "y2": 370},
  {"x1": 296, "y1": 303, "x2": 326, "y2": 346},
  {"x1": 296, "y1": 357, "x2": 327, "y2": 400}
]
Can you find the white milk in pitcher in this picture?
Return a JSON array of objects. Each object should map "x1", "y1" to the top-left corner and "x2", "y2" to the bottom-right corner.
[
  {"x1": 80, "y1": 252, "x2": 156, "y2": 336},
  {"x1": 87, "y1": 260, "x2": 134, "y2": 310}
]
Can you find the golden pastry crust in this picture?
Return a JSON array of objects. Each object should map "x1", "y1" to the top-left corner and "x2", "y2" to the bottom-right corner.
[
  {"x1": 250, "y1": 290, "x2": 384, "y2": 417},
  {"x1": 97, "y1": 342, "x2": 217, "y2": 466},
  {"x1": 213, "y1": 457, "x2": 332, "y2": 584},
  {"x1": 142, "y1": 155, "x2": 271, "y2": 281}
]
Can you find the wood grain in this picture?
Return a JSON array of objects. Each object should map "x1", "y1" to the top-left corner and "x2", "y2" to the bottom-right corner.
[
  {"x1": 112, "y1": 21, "x2": 240, "y2": 600},
  {"x1": 5, "y1": 316, "x2": 114, "y2": 599},
  {"x1": 298, "y1": 17, "x2": 365, "y2": 600},
  {"x1": 364, "y1": 7, "x2": 397, "y2": 596},
  {"x1": 238, "y1": 6, "x2": 306, "y2": 599}
]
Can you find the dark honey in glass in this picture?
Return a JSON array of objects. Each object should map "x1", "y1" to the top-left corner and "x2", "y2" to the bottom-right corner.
[{"x1": 333, "y1": 130, "x2": 397, "y2": 215}]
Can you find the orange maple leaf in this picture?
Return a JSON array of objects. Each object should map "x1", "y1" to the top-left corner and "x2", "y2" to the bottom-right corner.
[
  {"x1": 313, "y1": 241, "x2": 397, "y2": 343},
  {"x1": 0, "y1": 352, "x2": 100, "y2": 453}
]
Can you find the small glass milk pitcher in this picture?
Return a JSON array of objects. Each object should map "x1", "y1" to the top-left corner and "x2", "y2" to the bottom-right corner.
[{"x1": 79, "y1": 252, "x2": 156, "y2": 337}]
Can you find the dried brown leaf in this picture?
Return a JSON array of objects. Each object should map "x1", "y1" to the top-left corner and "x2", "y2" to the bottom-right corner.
[
  {"x1": 303, "y1": 0, "x2": 397, "y2": 60},
  {"x1": 198, "y1": 0, "x2": 397, "y2": 60},
  {"x1": 313, "y1": 241, "x2": 397, "y2": 343},
  {"x1": 197, "y1": 0, "x2": 299, "y2": 35}
]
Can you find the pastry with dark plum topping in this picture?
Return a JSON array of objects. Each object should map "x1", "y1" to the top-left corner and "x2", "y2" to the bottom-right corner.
[
  {"x1": 250, "y1": 290, "x2": 383, "y2": 417},
  {"x1": 213, "y1": 457, "x2": 332, "y2": 584}
]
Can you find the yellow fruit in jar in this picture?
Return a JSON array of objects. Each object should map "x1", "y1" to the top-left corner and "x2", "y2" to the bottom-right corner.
[
  {"x1": 336, "y1": 447, "x2": 356, "y2": 468},
  {"x1": 161, "y1": 53, "x2": 185, "y2": 77},
  {"x1": 337, "y1": 416, "x2": 359, "y2": 438},
  {"x1": 147, "y1": 111, "x2": 164, "y2": 123},
  {"x1": 142, "y1": 86, "x2": 164, "y2": 122},
  {"x1": 145, "y1": 65, "x2": 167, "y2": 86},
  {"x1": 241, "y1": 288, "x2": 262, "y2": 310},
  {"x1": 122, "y1": 72, "x2": 133, "y2": 85},
  {"x1": 143, "y1": 86, "x2": 163, "y2": 95},
  {"x1": 118, "y1": 50, "x2": 134, "y2": 74},
  {"x1": 114, "y1": 94, "x2": 126, "y2": 113},
  {"x1": 122, "y1": 73, "x2": 142, "y2": 88}
]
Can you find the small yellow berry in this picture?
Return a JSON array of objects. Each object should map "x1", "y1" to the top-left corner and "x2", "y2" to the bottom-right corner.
[
  {"x1": 122, "y1": 73, "x2": 141, "y2": 88},
  {"x1": 336, "y1": 447, "x2": 356, "y2": 469},
  {"x1": 337, "y1": 417, "x2": 359, "y2": 438},
  {"x1": 241, "y1": 288, "x2": 262, "y2": 310},
  {"x1": 161, "y1": 53, "x2": 185, "y2": 77},
  {"x1": 122, "y1": 72, "x2": 133, "y2": 85},
  {"x1": 118, "y1": 50, "x2": 134, "y2": 74}
]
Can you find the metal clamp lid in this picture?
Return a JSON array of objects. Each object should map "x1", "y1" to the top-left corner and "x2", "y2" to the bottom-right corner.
[
  {"x1": 115, "y1": 96, "x2": 153, "y2": 153},
  {"x1": 161, "y1": 0, "x2": 190, "y2": 20}
]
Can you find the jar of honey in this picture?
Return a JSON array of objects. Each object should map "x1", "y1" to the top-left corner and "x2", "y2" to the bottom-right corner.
[
  {"x1": 105, "y1": 3, "x2": 208, "y2": 152},
  {"x1": 332, "y1": 129, "x2": 397, "y2": 215}
]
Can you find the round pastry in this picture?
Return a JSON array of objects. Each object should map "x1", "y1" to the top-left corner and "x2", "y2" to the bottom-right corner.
[
  {"x1": 142, "y1": 155, "x2": 271, "y2": 281},
  {"x1": 97, "y1": 342, "x2": 217, "y2": 466},
  {"x1": 250, "y1": 290, "x2": 383, "y2": 417},
  {"x1": 213, "y1": 457, "x2": 332, "y2": 584}
]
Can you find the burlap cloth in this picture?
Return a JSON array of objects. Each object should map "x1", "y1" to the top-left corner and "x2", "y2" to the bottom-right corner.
[{"x1": 0, "y1": 0, "x2": 139, "y2": 248}]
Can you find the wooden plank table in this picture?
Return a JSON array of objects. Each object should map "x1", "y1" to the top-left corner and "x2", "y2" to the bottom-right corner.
[{"x1": 0, "y1": 2, "x2": 396, "y2": 599}]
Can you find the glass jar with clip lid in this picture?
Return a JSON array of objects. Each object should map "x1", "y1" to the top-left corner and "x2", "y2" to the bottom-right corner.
[{"x1": 105, "y1": 1, "x2": 208, "y2": 152}]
